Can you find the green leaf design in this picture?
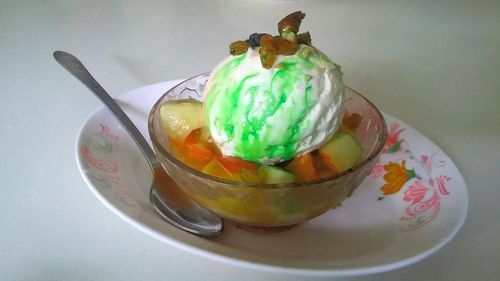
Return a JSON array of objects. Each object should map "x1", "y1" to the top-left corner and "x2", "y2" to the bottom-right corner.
[{"x1": 388, "y1": 140, "x2": 403, "y2": 153}]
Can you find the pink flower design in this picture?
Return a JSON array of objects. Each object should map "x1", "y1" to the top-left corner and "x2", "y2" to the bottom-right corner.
[
  {"x1": 374, "y1": 122, "x2": 453, "y2": 231},
  {"x1": 420, "y1": 152, "x2": 437, "y2": 173},
  {"x1": 399, "y1": 178, "x2": 450, "y2": 231},
  {"x1": 402, "y1": 189, "x2": 440, "y2": 226},
  {"x1": 371, "y1": 161, "x2": 385, "y2": 179},
  {"x1": 96, "y1": 124, "x2": 119, "y2": 143},
  {"x1": 403, "y1": 180, "x2": 428, "y2": 203},
  {"x1": 81, "y1": 145, "x2": 117, "y2": 173},
  {"x1": 382, "y1": 122, "x2": 405, "y2": 153},
  {"x1": 435, "y1": 175, "x2": 451, "y2": 195}
]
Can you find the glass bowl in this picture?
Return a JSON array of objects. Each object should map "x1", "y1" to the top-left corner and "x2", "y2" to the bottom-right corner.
[{"x1": 148, "y1": 73, "x2": 387, "y2": 229}]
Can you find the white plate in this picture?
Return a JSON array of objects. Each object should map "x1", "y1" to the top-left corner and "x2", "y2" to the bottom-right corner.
[{"x1": 76, "y1": 80, "x2": 468, "y2": 277}]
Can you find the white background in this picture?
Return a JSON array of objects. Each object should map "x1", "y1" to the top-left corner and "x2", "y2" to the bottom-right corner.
[{"x1": 1, "y1": 1, "x2": 499, "y2": 280}]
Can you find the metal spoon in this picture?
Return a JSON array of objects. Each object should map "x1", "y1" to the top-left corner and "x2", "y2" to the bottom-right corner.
[{"x1": 54, "y1": 51, "x2": 222, "y2": 236}]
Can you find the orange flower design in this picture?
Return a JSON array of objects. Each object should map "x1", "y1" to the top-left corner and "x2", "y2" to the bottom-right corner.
[{"x1": 381, "y1": 160, "x2": 416, "y2": 195}]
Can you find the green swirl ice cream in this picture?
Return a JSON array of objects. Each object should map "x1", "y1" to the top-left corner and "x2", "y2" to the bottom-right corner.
[
  {"x1": 204, "y1": 44, "x2": 345, "y2": 164},
  {"x1": 203, "y1": 11, "x2": 345, "y2": 164}
]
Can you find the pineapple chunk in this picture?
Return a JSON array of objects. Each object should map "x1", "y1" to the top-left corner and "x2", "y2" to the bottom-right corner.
[{"x1": 160, "y1": 100, "x2": 205, "y2": 141}]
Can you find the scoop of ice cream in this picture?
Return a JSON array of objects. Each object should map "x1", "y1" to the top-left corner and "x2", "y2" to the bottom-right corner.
[{"x1": 203, "y1": 45, "x2": 345, "y2": 164}]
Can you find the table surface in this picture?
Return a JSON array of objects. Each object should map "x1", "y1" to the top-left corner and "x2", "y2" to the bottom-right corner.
[{"x1": 1, "y1": 1, "x2": 499, "y2": 280}]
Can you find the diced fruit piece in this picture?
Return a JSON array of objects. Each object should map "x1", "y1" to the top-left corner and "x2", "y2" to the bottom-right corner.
[
  {"x1": 258, "y1": 165, "x2": 296, "y2": 184},
  {"x1": 247, "y1": 33, "x2": 268, "y2": 48},
  {"x1": 281, "y1": 30, "x2": 296, "y2": 42},
  {"x1": 274, "y1": 38, "x2": 298, "y2": 55},
  {"x1": 168, "y1": 140, "x2": 212, "y2": 170},
  {"x1": 160, "y1": 100, "x2": 205, "y2": 142},
  {"x1": 199, "y1": 127, "x2": 211, "y2": 143},
  {"x1": 296, "y1": 32, "x2": 311, "y2": 45},
  {"x1": 342, "y1": 112, "x2": 362, "y2": 131},
  {"x1": 184, "y1": 127, "x2": 211, "y2": 145},
  {"x1": 240, "y1": 168, "x2": 260, "y2": 183},
  {"x1": 285, "y1": 153, "x2": 318, "y2": 181},
  {"x1": 261, "y1": 35, "x2": 298, "y2": 55},
  {"x1": 260, "y1": 34, "x2": 275, "y2": 50},
  {"x1": 277, "y1": 11, "x2": 306, "y2": 35},
  {"x1": 186, "y1": 143, "x2": 214, "y2": 166},
  {"x1": 202, "y1": 159, "x2": 240, "y2": 181},
  {"x1": 319, "y1": 133, "x2": 363, "y2": 172},
  {"x1": 312, "y1": 152, "x2": 337, "y2": 178},
  {"x1": 259, "y1": 46, "x2": 277, "y2": 69},
  {"x1": 184, "y1": 128, "x2": 200, "y2": 144},
  {"x1": 195, "y1": 193, "x2": 277, "y2": 225},
  {"x1": 258, "y1": 34, "x2": 299, "y2": 67},
  {"x1": 217, "y1": 156, "x2": 258, "y2": 173},
  {"x1": 229, "y1": 40, "x2": 250, "y2": 55},
  {"x1": 184, "y1": 130, "x2": 198, "y2": 145}
]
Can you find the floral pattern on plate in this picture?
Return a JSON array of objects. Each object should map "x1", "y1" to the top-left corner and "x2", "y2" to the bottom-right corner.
[
  {"x1": 371, "y1": 122, "x2": 454, "y2": 231},
  {"x1": 80, "y1": 123, "x2": 148, "y2": 215}
]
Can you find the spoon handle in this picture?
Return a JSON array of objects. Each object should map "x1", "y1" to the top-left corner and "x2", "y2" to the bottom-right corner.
[{"x1": 53, "y1": 51, "x2": 158, "y2": 165}]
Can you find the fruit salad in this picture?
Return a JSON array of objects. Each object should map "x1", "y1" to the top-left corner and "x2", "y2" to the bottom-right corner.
[{"x1": 160, "y1": 12, "x2": 364, "y2": 185}]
